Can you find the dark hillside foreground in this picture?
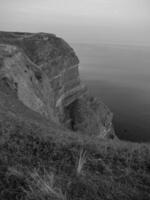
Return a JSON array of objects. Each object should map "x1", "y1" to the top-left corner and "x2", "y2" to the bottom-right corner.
[{"x1": 0, "y1": 116, "x2": 150, "y2": 200}]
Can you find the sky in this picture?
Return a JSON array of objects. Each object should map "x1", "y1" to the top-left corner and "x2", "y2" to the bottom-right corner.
[{"x1": 0, "y1": 0, "x2": 150, "y2": 45}]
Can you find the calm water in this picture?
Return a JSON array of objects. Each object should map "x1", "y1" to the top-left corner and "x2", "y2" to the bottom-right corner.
[{"x1": 72, "y1": 43, "x2": 150, "y2": 142}]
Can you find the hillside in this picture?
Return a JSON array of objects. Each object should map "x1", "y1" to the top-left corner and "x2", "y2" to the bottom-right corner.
[
  {"x1": 1, "y1": 116, "x2": 150, "y2": 200},
  {"x1": 0, "y1": 31, "x2": 150, "y2": 200}
]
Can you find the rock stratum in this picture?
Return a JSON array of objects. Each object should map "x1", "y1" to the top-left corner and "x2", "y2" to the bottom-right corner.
[{"x1": 0, "y1": 31, "x2": 115, "y2": 138}]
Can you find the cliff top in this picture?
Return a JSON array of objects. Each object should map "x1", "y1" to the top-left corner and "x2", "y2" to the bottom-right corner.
[{"x1": 0, "y1": 31, "x2": 79, "y2": 66}]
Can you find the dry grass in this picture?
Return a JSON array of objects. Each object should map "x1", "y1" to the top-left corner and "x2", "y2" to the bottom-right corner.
[
  {"x1": 24, "y1": 170, "x2": 66, "y2": 200},
  {"x1": 76, "y1": 148, "x2": 87, "y2": 175}
]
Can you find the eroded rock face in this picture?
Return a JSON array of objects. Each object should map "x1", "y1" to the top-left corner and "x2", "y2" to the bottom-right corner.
[{"x1": 0, "y1": 31, "x2": 115, "y2": 138}]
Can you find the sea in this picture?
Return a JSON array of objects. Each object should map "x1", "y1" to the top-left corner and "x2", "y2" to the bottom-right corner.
[{"x1": 72, "y1": 43, "x2": 150, "y2": 142}]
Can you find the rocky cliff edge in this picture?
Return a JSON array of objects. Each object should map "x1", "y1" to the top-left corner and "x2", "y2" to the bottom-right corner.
[{"x1": 0, "y1": 31, "x2": 115, "y2": 138}]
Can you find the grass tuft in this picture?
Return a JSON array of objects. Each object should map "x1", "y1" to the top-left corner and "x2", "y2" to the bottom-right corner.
[
  {"x1": 77, "y1": 149, "x2": 87, "y2": 175},
  {"x1": 24, "y1": 170, "x2": 66, "y2": 200}
]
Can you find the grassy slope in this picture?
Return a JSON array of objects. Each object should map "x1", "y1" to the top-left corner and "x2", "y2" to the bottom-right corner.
[{"x1": 0, "y1": 112, "x2": 150, "y2": 200}]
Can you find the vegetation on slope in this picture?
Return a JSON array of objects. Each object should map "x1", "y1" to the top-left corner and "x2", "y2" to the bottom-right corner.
[{"x1": 0, "y1": 117, "x2": 150, "y2": 200}]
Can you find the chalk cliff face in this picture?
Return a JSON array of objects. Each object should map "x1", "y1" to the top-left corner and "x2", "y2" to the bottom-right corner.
[{"x1": 0, "y1": 31, "x2": 115, "y2": 138}]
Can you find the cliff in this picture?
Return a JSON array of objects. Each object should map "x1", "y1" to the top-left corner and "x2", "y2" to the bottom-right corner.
[
  {"x1": 0, "y1": 31, "x2": 114, "y2": 138},
  {"x1": 1, "y1": 32, "x2": 150, "y2": 200}
]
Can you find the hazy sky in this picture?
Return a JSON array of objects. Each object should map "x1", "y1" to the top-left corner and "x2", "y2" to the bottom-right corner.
[{"x1": 0, "y1": 0, "x2": 150, "y2": 45}]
